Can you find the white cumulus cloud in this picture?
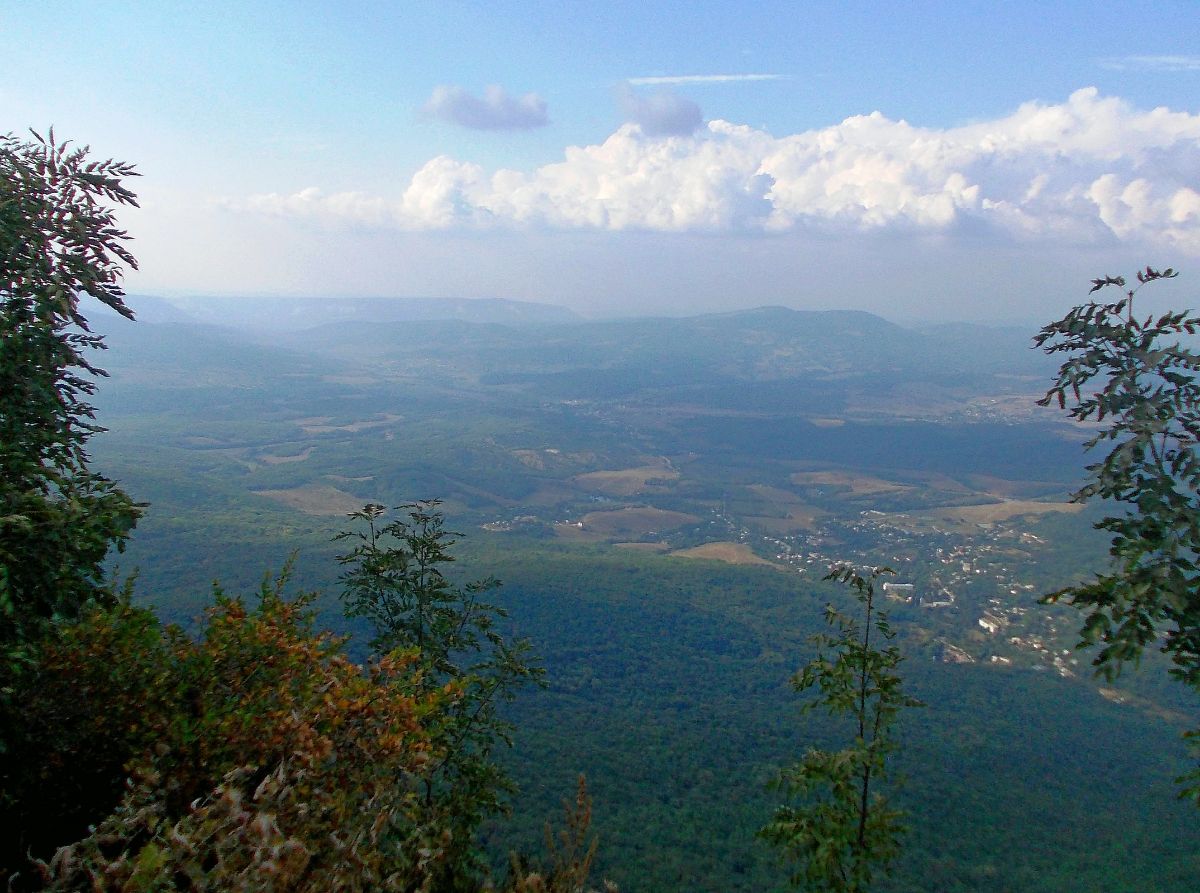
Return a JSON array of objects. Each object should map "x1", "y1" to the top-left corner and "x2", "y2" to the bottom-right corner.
[{"x1": 228, "y1": 88, "x2": 1200, "y2": 253}]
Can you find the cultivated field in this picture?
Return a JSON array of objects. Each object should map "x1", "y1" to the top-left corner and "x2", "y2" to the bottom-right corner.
[
  {"x1": 791, "y1": 470, "x2": 912, "y2": 496},
  {"x1": 671, "y1": 542, "x2": 778, "y2": 567},
  {"x1": 259, "y1": 446, "x2": 314, "y2": 465},
  {"x1": 573, "y1": 459, "x2": 679, "y2": 496},
  {"x1": 744, "y1": 484, "x2": 826, "y2": 530},
  {"x1": 890, "y1": 499, "x2": 1084, "y2": 532},
  {"x1": 512, "y1": 448, "x2": 599, "y2": 472},
  {"x1": 252, "y1": 484, "x2": 369, "y2": 516},
  {"x1": 297, "y1": 412, "x2": 403, "y2": 434},
  {"x1": 562, "y1": 506, "x2": 700, "y2": 538}
]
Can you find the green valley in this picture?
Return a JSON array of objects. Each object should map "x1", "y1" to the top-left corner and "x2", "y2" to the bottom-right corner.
[{"x1": 83, "y1": 297, "x2": 1200, "y2": 891}]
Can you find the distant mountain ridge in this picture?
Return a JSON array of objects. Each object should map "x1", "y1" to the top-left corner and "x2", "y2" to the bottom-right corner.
[
  {"x1": 123, "y1": 294, "x2": 582, "y2": 331},
  {"x1": 693, "y1": 305, "x2": 908, "y2": 337},
  {"x1": 102, "y1": 299, "x2": 1055, "y2": 398}
]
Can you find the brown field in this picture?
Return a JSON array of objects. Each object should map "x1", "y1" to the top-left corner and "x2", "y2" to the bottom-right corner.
[
  {"x1": 512, "y1": 449, "x2": 548, "y2": 470},
  {"x1": 745, "y1": 484, "x2": 826, "y2": 530},
  {"x1": 962, "y1": 393, "x2": 1052, "y2": 422},
  {"x1": 745, "y1": 514, "x2": 820, "y2": 534},
  {"x1": 573, "y1": 460, "x2": 679, "y2": 496},
  {"x1": 299, "y1": 413, "x2": 403, "y2": 434},
  {"x1": 552, "y1": 522, "x2": 602, "y2": 542},
  {"x1": 842, "y1": 384, "x2": 967, "y2": 418},
  {"x1": 958, "y1": 473, "x2": 1068, "y2": 500},
  {"x1": 897, "y1": 499, "x2": 1083, "y2": 532},
  {"x1": 921, "y1": 499, "x2": 1081, "y2": 523},
  {"x1": 259, "y1": 446, "x2": 314, "y2": 465},
  {"x1": 902, "y1": 471, "x2": 975, "y2": 494},
  {"x1": 791, "y1": 470, "x2": 911, "y2": 497},
  {"x1": 573, "y1": 506, "x2": 699, "y2": 537},
  {"x1": 440, "y1": 477, "x2": 517, "y2": 508},
  {"x1": 672, "y1": 542, "x2": 778, "y2": 567},
  {"x1": 746, "y1": 484, "x2": 806, "y2": 505},
  {"x1": 512, "y1": 448, "x2": 600, "y2": 469},
  {"x1": 524, "y1": 482, "x2": 578, "y2": 506},
  {"x1": 253, "y1": 484, "x2": 368, "y2": 516},
  {"x1": 1099, "y1": 686, "x2": 1190, "y2": 724}
]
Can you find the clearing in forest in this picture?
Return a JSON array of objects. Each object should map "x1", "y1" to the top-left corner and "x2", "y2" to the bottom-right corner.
[
  {"x1": 743, "y1": 484, "x2": 826, "y2": 531},
  {"x1": 573, "y1": 459, "x2": 679, "y2": 496},
  {"x1": 911, "y1": 499, "x2": 1082, "y2": 527},
  {"x1": 259, "y1": 446, "x2": 314, "y2": 465},
  {"x1": 791, "y1": 470, "x2": 912, "y2": 497},
  {"x1": 672, "y1": 542, "x2": 778, "y2": 567},
  {"x1": 252, "y1": 484, "x2": 368, "y2": 516},
  {"x1": 298, "y1": 413, "x2": 403, "y2": 434},
  {"x1": 564, "y1": 506, "x2": 699, "y2": 538}
]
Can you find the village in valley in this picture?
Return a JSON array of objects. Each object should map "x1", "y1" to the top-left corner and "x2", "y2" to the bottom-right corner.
[
  {"x1": 481, "y1": 463, "x2": 1088, "y2": 680},
  {"x1": 747, "y1": 508, "x2": 1081, "y2": 677}
]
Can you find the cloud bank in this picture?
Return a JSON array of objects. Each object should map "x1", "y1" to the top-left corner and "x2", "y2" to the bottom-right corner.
[
  {"x1": 422, "y1": 84, "x2": 549, "y2": 130},
  {"x1": 233, "y1": 88, "x2": 1200, "y2": 253}
]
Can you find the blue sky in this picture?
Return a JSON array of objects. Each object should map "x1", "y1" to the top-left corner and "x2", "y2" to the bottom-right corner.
[{"x1": 3, "y1": 1, "x2": 1198, "y2": 320}]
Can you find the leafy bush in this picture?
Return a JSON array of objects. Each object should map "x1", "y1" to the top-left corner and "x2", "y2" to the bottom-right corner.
[{"x1": 15, "y1": 577, "x2": 451, "y2": 891}]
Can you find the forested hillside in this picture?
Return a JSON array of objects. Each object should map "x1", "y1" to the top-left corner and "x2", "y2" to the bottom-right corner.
[{"x1": 79, "y1": 293, "x2": 1200, "y2": 890}]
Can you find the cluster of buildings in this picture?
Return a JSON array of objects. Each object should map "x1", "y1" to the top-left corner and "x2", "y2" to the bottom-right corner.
[{"x1": 745, "y1": 509, "x2": 1081, "y2": 676}]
